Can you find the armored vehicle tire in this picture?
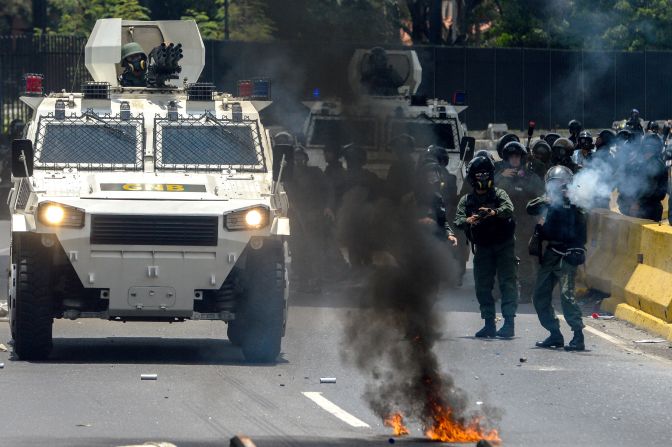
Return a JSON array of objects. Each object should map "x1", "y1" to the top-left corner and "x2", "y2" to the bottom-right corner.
[
  {"x1": 227, "y1": 319, "x2": 243, "y2": 346},
  {"x1": 11, "y1": 234, "x2": 54, "y2": 360},
  {"x1": 239, "y1": 242, "x2": 286, "y2": 363}
]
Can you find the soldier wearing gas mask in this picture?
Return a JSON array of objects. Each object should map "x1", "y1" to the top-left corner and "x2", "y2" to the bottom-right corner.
[
  {"x1": 454, "y1": 156, "x2": 517, "y2": 339},
  {"x1": 572, "y1": 131, "x2": 595, "y2": 168},
  {"x1": 496, "y1": 142, "x2": 544, "y2": 301},
  {"x1": 119, "y1": 42, "x2": 148, "y2": 87},
  {"x1": 551, "y1": 138, "x2": 579, "y2": 173},
  {"x1": 617, "y1": 133, "x2": 667, "y2": 221},
  {"x1": 529, "y1": 140, "x2": 552, "y2": 180},
  {"x1": 527, "y1": 166, "x2": 587, "y2": 351},
  {"x1": 625, "y1": 108, "x2": 644, "y2": 134},
  {"x1": 568, "y1": 120, "x2": 582, "y2": 147}
]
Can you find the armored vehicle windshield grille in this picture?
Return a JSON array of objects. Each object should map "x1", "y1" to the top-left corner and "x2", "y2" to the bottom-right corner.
[
  {"x1": 34, "y1": 113, "x2": 144, "y2": 171},
  {"x1": 307, "y1": 117, "x2": 377, "y2": 150},
  {"x1": 15, "y1": 179, "x2": 31, "y2": 210},
  {"x1": 387, "y1": 118, "x2": 459, "y2": 152},
  {"x1": 154, "y1": 113, "x2": 266, "y2": 172},
  {"x1": 91, "y1": 215, "x2": 218, "y2": 246}
]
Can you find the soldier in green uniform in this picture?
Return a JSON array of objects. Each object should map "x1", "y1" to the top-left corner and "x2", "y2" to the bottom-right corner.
[
  {"x1": 496, "y1": 141, "x2": 545, "y2": 302},
  {"x1": 455, "y1": 155, "x2": 518, "y2": 338},
  {"x1": 527, "y1": 166, "x2": 587, "y2": 351},
  {"x1": 119, "y1": 42, "x2": 148, "y2": 87}
]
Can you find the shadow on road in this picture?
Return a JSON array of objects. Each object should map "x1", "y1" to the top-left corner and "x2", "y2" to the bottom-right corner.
[{"x1": 18, "y1": 337, "x2": 289, "y2": 366}]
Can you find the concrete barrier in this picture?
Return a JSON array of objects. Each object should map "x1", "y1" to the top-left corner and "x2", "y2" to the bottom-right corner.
[{"x1": 588, "y1": 211, "x2": 672, "y2": 340}]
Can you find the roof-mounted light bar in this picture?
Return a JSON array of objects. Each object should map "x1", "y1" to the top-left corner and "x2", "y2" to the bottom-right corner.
[{"x1": 23, "y1": 73, "x2": 44, "y2": 96}]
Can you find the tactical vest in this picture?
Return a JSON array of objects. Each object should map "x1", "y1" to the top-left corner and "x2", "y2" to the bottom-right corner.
[
  {"x1": 541, "y1": 203, "x2": 580, "y2": 248},
  {"x1": 465, "y1": 190, "x2": 515, "y2": 246}
]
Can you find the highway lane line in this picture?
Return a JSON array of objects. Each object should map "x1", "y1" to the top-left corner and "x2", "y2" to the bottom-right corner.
[
  {"x1": 302, "y1": 392, "x2": 370, "y2": 428},
  {"x1": 558, "y1": 315, "x2": 631, "y2": 350}
]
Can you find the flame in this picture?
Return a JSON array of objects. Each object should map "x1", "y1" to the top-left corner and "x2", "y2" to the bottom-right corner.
[
  {"x1": 425, "y1": 399, "x2": 500, "y2": 444},
  {"x1": 384, "y1": 412, "x2": 410, "y2": 437}
]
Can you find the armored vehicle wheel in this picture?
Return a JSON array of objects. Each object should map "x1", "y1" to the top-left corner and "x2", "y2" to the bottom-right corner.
[
  {"x1": 11, "y1": 234, "x2": 54, "y2": 360},
  {"x1": 227, "y1": 319, "x2": 243, "y2": 346},
  {"x1": 239, "y1": 241, "x2": 286, "y2": 363}
]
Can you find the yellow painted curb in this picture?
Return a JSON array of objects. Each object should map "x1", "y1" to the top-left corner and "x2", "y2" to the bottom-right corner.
[
  {"x1": 600, "y1": 296, "x2": 624, "y2": 314},
  {"x1": 612, "y1": 303, "x2": 672, "y2": 341}
]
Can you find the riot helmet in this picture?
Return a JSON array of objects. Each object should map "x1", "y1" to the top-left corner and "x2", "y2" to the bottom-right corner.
[
  {"x1": 8, "y1": 118, "x2": 26, "y2": 139},
  {"x1": 631, "y1": 109, "x2": 640, "y2": 120},
  {"x1": 343, "y1": 144, "x2": 367, "y2": 168},
  {"x1": 551, "y1": 138, "x2": 574, "y2": 162},
  {"x1": 641, "y1": 133, "x2": 663, "y2": 156},
  {"x1": 120, "y1": 42, "x2": 147, "y2": 71},
  {"x1": 617, "y1": 129, "x2": 633, "y2": 143},
  {"x1": 293, "y1": 146, "x2": 309, "y2": 167},
  {"x1": 596, "y1": 129, "x2": 616, "y2": 150},
  {"x1": 496, "y1": 133, "x2": 520, "y2": 159},
  {"x1": 577, "y1": 131, "x2": 594, "y2": 151},
  {"x1": 647, "y1": 120, "x2": 660, "y2": 134},
  {"x1": 545, "y1": 165, "x2": 573, "y2": 185},
  {"x1": 389, "y1": 133, "x2": 415, "y2": 155},
  {"x1": 544, "y1": 133, "x2": 562, "y2": 148},
  {"x1": 427, "y1": 145, "x2": 450, "y2": 167},
  {"x1": 531, "y1": 140, "x2": 552, "y2": 164},
  {"x1": 501, "y1": 141, "x2": 528, "y2": 165},
  {"x1": 568, "y1": 120, "x2": 582, "y2": 136},
  {"x1": 474, "y1": 149, "x2": 495, "y2": 162},
  {"x1": 467, "y1": 156, "x2": 495, "y2": 190}
]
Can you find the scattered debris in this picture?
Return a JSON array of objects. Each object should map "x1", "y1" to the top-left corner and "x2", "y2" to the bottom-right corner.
[
  {"x1": 76, "y1": 424, "x2": 92, "y2": 427},
  {"x1": 117, "y1": 443, "x2": 177, "y2": 447},
  {"x1": 591, "y1": 313, "x2": 615, "y2": 320},
  {"x1": 320, "y1": 377, "x2": 336, "y2": 384},
  {"x1": 519, "y1": 357, "x2": 527, "y2": 363},
  {"x1": 0, "y1": 343, "x2": 7, "y2": 352},
  {"x1": 634, "y1": 339, "x2": 666, "y2": 344},
  {"x1": 476, "y1": 401, "x2": 484, "y2": 406},
  {"x1": 0, "y1": 363, "x2": 5, "y2": 369},
  {"x1": 477, "y1": 441, "x2": 493, "y2": 447},
  {"x1": 141, "y1": 374, "x2": 158, "y2": 380}
]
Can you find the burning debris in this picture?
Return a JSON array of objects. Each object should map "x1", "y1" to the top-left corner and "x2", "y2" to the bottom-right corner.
[{"x1": 340, "y1": 197, "x2": 501, "y2": 443}]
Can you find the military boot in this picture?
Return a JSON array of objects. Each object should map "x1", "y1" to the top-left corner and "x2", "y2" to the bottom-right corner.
[
  {"x1": 535, "y1": 330, "x2": 564, "y2": 348},
  {"x1": 475, "y1": 319, "x2": 496, "y2": 338},
  {"x1": 496, "y1": 318, "x2": 515, "y2": 338},
  {"x1": 564, "y1": 330, "x2": 585, "y2": 351}
]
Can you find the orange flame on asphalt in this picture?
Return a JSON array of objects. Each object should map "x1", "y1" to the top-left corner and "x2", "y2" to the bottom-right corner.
[
  {"x1": 425, "y1": 399, "x2": 501, "y2": 444},
  {"x1": 384, "y1": 412, "x2": 410, "y2": 437}
]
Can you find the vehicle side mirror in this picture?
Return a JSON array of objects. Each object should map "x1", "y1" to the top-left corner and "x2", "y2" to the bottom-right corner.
[
  {"x1": 272, "y1": 144, "x2": 294, "y2": 182},
  {"x1": 11, "y1": 139, "x2": 33, "y2": 178},
  {"x1": 460, "y1": 136, "x2": 476, "y2": 163}
]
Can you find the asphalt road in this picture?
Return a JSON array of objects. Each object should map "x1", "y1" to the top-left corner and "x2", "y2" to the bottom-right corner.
[{"x1": 0, "y1": 221, "x2": 671, "y2": 447}]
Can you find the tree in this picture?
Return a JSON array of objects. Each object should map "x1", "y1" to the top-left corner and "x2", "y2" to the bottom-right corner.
[
  {"x1": 47, "y1": 0, "x2": 150, "y2": 36},
  {"x1": 0, "y1": 0, "x2": 32, "y2": 34},
  {"x1": 182, "y1": 0, "x2": 274, "y2": 41}
]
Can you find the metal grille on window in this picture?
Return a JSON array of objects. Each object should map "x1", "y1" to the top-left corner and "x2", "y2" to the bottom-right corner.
[
  {"x1": 15, "y1": 178, "x2": 31, "y2": 210},
  {"x1": 33, "y1": 112, "x2": 144, "y2": 171},
  {"x1": 154, "y1": 112, "x2": 266, "y2": 172},
  {"x1": 385, "y1": 117, "x2": 460, "y2": 152}
]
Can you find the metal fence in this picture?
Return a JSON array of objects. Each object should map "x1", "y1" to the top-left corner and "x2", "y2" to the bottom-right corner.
[
  {"x1": 0, "y1": 35, "x2": 89, "y2": 132},
  {"x1": 2, "y1": 35, "x2": 672, "y2": 132}
]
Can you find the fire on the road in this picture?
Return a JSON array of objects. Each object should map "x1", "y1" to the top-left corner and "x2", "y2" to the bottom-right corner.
[
  {"x1": 384, "y1": 412, "x2": 410, "y2": 436},
  {"x1": 424, "y1": 400, "x2": 500, "y2": 443},
  {"x1": 385, "y1": 404, "x2": 500, "y2": 443}
]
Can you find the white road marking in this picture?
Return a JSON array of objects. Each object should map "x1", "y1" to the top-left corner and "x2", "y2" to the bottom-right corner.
[
  {"x1": 302, "y1": 392, "x2": 370, "y2": 428},
  {"x1": 558, "y1": 315, "x2": 631, "y2": 350}
]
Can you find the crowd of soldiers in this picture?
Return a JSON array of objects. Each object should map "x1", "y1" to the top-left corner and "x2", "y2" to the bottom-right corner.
[{"x1": 279, "y1": 111, "x2": 672, "y2": 352}]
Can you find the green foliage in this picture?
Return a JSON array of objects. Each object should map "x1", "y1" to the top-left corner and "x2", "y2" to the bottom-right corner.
[
  {"x1": 0, "y1": 0, "x2": 32, "y2": 34},
  {"x1": 47, "y1": 0, "x2": 149, "y2": 36},
  {"x1": 181, "y1": 0, "x2": 274, "y2": 41}
]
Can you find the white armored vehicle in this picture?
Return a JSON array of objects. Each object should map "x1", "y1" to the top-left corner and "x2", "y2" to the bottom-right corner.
[
  {"x1": 7, "y1": 19, "x2": 290, "y2": 362},
  {"x1": 303, "y1": 47, "x2": 475, "y2": 174}
]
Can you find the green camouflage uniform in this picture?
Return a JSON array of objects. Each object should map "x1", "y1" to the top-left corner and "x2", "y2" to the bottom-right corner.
[
  {"x1": 496, "y1": 167, "x2": 545, "y2": 299},
  {"x1": 527, "y1": 197, "x2": 587, "y2": 332},
  {"x1": 455, "y1": 187, "x2": 517, "y2": 320}
]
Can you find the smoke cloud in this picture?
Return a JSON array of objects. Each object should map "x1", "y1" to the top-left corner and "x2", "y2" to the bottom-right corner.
[{"x1": 338, "y1": 194, "x2": 501, "y2": 441}]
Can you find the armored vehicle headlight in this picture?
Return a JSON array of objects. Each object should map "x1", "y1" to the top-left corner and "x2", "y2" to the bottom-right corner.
[
  {"x1": 37, "y1": 202, "x2": 85, "y2": 228},
  {"x1": 224, "y1": 207, "x2": 269, "y2": 231}
]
